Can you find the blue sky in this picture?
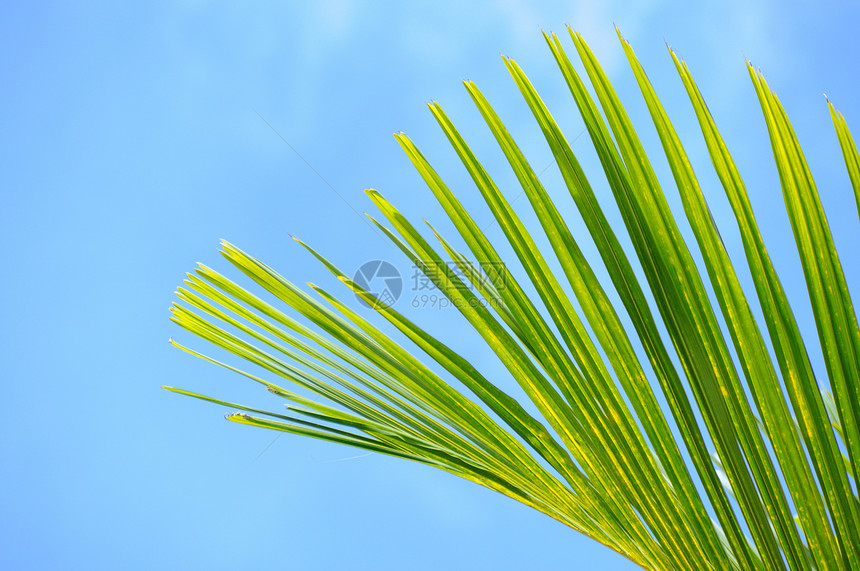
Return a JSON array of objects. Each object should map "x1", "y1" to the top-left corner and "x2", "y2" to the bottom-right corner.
[{"x1": 2, "y1": 1, "x2": 860, "y2": 569}]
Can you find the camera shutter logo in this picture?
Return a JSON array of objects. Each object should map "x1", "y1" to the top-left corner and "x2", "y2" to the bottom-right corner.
[{"x1": 352, "y1": 260, "x2": 402, "y2": 308}]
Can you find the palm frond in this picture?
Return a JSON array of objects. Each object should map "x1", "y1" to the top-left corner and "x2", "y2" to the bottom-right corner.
[{"x1": 167, "y1": 27, "x2": 860, "y2": 570}]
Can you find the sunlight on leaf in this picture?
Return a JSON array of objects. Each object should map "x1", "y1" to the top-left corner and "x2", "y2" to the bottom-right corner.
[{"x1": 168, "y1": 27, "x2": 860, "y2": 571}]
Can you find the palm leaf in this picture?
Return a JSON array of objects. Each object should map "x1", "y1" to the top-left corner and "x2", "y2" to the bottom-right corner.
[{"x1": 167, "y1": 27, "x2": 860, "y2": 570}]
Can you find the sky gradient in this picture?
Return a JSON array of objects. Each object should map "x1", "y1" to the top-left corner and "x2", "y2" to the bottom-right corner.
[{"x1": 3, "y1": 1, "x2": 860, "y2": 569}]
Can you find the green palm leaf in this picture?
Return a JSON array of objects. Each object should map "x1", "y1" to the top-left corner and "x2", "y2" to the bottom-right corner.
[{"x1": 167, "y1": 27, "x2": 860, "y2": 570}]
